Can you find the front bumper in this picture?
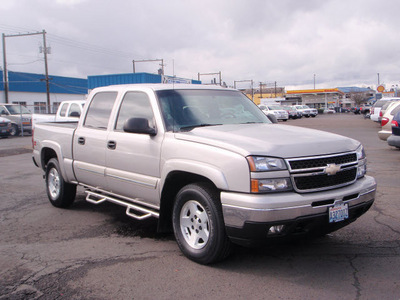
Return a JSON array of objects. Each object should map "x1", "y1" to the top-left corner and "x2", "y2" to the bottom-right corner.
[
  {"x1": 388, "y1": 134, "x2": 400, "y2": 148},
  {"x1": 221, "y1": 175, "x2": 376, "y2": 245}
]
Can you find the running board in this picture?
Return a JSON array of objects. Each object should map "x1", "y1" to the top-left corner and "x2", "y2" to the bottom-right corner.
[{"x1": 85, "y1": 191, "x2": 159, "y2": 220}]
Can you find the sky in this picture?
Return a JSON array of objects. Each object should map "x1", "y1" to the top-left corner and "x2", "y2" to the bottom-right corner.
[{"x1": 1, "y1": 0, "x2": 399, "y2": 91}]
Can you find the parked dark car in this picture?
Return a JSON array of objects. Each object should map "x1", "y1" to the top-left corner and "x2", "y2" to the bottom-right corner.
[
  {"x1": 352, "y1": 106, "x2": 371, "y2": 116},
  {"x1": 387, "y1": 111, "x2": 400, "y2": 149},
  {"x1": 0, "y1": 116, "x2": 12, "y2": 138}
]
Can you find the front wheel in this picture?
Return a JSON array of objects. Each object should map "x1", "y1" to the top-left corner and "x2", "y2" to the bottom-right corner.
[
  {"x1": 172, "y1": 183, "x2": 231, "y2": 264},
  {"x1": 45, "y1": 158, "x2": 76, "y2": 208}
]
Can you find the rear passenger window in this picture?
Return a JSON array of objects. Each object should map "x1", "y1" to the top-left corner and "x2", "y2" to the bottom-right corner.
[
  {"x1": 69, "y1": 103, "x2": 81, "y2": 117},
  {"x1": 84, "y1": 92, "x2": 117, "y2": 129},
  {"x1": 391, "y1": 104, "x2": 400, "y2": 116},
  {"x1": 59, "y1": 103, "x2": 68, "y2": 117},
  {"x1": 115, "y1": 92, "x2": 154, "y2": 131}
]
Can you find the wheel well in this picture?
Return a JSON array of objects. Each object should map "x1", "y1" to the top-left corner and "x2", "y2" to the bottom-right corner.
[
  {"x1": 41, "y1": 148, "x2": 58, "y2": 171},
  {"x1": 157, "y1": 171, "x2": 218, "y2": 233}
]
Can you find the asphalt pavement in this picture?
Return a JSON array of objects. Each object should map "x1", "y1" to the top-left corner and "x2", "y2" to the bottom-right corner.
[{"x1": 0, "y1": 114, "x2": 399, "y2": 300}]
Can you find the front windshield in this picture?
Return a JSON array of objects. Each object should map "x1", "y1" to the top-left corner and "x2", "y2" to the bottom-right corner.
[
  {"x1": 156, "y1": 89, "x2": 271, "y2": 132},
  {"x1": 268, "y1": 105, "x2": 282, "y2": 110},
  {"x1": 5, "y1": 105, "x2": 31, "y2": 115}
]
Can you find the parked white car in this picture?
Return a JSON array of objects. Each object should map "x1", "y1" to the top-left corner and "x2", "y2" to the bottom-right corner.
[
  {"x1": 378, "y1": 101, "x2": 400, "y2": 140},
  {"x1": 259, "y1": 105, "x2": 288, "y2": 121},
  {"x1": 370, "y1": 98, "x2": 400, "y2": 122},
  {"x1": 293, "y1": 105, "x2": 317, "y2": 117},
  {"x1": 0, "y1": 103, "x2": 32, "y2": 136}
]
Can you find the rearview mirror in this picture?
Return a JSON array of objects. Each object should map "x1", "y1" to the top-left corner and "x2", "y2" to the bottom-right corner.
[{"x1": 267, "y1": 114, "x2": 278, "y2": 123}]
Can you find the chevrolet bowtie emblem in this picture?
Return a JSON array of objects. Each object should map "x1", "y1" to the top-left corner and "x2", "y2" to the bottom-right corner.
[{"x1": 325, "y1": 163, "x2": 341, "y2": 175}]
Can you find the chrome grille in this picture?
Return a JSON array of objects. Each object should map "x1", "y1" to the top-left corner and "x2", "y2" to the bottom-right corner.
[
  {"x1": 287, "y1": 153, "x2": 358, "y2": 192},
  {"x1": 289, "y1": 153, "x2": 357, "y2": 170}
]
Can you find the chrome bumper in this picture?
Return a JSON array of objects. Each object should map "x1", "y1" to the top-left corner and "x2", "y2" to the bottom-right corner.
[{"x1": 221, "y1": 175, "x2": 376, "y2": 228}]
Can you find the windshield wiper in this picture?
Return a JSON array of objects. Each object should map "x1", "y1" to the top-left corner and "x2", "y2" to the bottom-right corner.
[{"x1": 179, "y1": 124, "x2": 222, "y2": 131}]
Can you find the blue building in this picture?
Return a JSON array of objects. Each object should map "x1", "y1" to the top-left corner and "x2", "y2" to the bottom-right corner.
[
  {"x1": 1, "y1": 70, "x2": 88, "y2": 113},
  {"x1": 1, "y1": 70, "x2": 201, "y2": 112},
  {"x1": 88, "y1": 73, "x2": 201, "y2": 90}
]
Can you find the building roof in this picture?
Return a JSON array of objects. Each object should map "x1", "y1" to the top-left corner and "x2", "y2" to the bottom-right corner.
[
  {"x1": 0, "y1": 70, "x2": 87, "y2": 94},
  {"x1": 286, "y1": 88, "x2": 344, "y2": 95},
  {"x1": 337, "y1": 87, "x2": 373, "y2": 93},
  {"x1": 88, "y1": 72, "x2": 201, "y2": 89}
]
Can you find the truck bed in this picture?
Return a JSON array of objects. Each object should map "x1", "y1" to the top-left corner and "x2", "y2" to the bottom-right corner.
[{"x1": 33, "y1": 122, "x2": 78, "y2": 175}]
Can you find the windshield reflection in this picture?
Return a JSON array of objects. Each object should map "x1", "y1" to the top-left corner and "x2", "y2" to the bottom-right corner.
[{"x1": 156, "y1": 89, "x2": 270, "y2": 132}]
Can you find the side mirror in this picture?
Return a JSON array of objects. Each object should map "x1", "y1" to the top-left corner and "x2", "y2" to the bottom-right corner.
[
  {"x1": 123, "y1": 117, "x2": 156, "y2": 136},
  {"x1": 267, "y1": 114, "x2": 278, "y2": 123},
  {"x1": 69, "y1": 111, "x2": 80, "y2": 117}
]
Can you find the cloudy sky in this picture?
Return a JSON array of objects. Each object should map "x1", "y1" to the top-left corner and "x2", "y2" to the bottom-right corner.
[{"x1": 1, "y1": 0, "x2": 399, "y2": 90}]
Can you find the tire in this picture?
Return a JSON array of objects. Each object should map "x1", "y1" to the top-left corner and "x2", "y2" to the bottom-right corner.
[
  {"x1": 45, "y1": 158, "x2": 76, "y2": 208},
  {"x1": 172, "y1": 183, "x2": 231, "y2": 264},
  {"x1": 9, "y1": 124, "x2": 19, "y2": 137}
]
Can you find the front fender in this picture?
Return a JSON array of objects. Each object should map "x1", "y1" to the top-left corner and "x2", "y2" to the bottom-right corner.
[{"x1": 159, "y1": 159, "x2": 229, "y2": 192}]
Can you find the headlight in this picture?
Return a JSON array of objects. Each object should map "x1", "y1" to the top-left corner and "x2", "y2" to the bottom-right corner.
[
  {"x1": 356, "y1": 145, "x2": 366, "y2": 160},
  {"x1": 356, "y1": 145, "x2": 367, "y2": 178},
  {"x1": 251, "y1": 178, "x2": 292, "y2": 193},
  {"x1": 247, "y1": 156, "x2": 287, "y2": 172}
]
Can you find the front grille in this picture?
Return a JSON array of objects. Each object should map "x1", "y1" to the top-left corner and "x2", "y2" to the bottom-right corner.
[
  {"x1": 287, "y1": 152, "x2": 359, "y2": 192},
  {"x1": 294, "y1": 168, "x2": 357, "y2": 191},
  {"x1": 289, "y1": 153, "x2": 357, "y2": 170}
]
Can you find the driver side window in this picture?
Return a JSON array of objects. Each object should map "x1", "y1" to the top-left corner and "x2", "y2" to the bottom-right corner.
[{"x1": 115, "y1": 92, "x2": 154, "y2": 131}]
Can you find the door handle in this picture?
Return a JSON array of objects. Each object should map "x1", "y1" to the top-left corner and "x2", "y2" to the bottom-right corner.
[
  {"x1": 107, "y1": 140, "x2": 116, "y2": 150},
  {"x1": 78, "y1": 137, "x2": 85, "y2": 145}
]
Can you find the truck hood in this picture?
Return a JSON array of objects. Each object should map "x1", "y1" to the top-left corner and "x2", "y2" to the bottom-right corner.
[{"x1": 174, "y1": 123, "x2": 360, "y2": 158}]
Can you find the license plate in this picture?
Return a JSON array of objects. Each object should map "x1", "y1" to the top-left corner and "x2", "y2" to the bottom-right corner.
[{"x1": 329, "y1": 203, "x2": 349, "y2": 223}]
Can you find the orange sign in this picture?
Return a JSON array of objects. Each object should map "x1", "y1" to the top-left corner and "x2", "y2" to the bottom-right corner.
[{"x1": 377, "y1": 85, "x2": 385, "y2": 92}]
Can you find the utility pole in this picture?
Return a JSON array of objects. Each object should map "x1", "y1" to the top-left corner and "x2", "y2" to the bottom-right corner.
[
  {"x1": 2, "y1": 30, "x2": 51, "y2": 111},
  {"x1": 197, "y1": 72, "x2": 222, "y2": 85},
  {"x1": 274, "y1": 81, "x2": 277, "y2": 98},
  {"x1": 2, "y1": 33, "x2": 9, "y2": 103},
  {"x1": 234, "y1": 80, "x2": 254, "y2": 101},
  {"x1": 41, "y1": 30, "x2": 51, "y2": 113},
  {"x1": 132, "y1": 59, "x2": 164, "y2": 75},
  {"x1": 377, "y1": 73, "x2": 380, "y2": 86}
]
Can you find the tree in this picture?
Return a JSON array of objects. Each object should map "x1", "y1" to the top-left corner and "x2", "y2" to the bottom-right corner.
[{"x1": 350, "y1": 91, "x2": 369, "y2": 107}]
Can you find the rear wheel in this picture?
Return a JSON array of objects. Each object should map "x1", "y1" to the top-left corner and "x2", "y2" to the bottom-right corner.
[
  {"x1": 9, "y1": 124, "x2": 19, "y2": 136},
  {"x1": 172, "y1": 183, "x2": 231, "y2": 264},
  {"x1": 45, "y1": 158, "x2": 76, "y2": 208}
]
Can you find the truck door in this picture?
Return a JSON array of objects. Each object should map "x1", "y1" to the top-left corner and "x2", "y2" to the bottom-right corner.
[
  {"x1": 73, "y1": 91, "x2": 118, "y2": 189},
  {"x1": 105, "y1": 91, "x2": 162, "y2": 207}
]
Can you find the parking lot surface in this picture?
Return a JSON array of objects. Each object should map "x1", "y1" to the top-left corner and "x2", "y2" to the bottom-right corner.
[{"x1": 0, "y1": 114, "x2": 399, "y2": 299}]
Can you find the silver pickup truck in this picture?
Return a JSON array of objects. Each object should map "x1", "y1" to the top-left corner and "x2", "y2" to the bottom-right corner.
[{"x1": 32, "y1": 84, "x2": 376, "y2": 264}]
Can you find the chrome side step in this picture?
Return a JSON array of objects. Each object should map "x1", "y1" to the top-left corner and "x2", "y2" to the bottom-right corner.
[{"x1": 85, "y1": 190, "x2": 159, "y2": 220}]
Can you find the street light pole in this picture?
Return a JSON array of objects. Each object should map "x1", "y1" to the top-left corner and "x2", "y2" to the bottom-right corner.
[{"x1": 314, "y1": 74, "x2": 316, "y2": 89}]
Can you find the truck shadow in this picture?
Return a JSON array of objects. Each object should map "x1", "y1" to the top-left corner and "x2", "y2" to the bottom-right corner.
[{"x1": 72, "y1": 192, "x2": 173, "y2": 241}]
